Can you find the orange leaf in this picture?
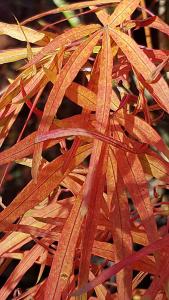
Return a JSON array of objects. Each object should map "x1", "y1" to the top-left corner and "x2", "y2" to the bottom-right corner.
[
  {"x1": 21, "y1": 0, "x2": 120, "y2": 25},
  {"x1": 107, "y1": 150, "x2": 133, "y2": 299},
  {"x1": 78, "y1": 29, "x2": 113, "y2": 287},
  {"x1": 32, "y1": 29, "x2": 102, "y2": 180},
  {"x1": 111, "y1": 126, "x2": 159, "y2": 243},
  {"x1": 0, "y1": 144, "x2": 91, "y2": 224},
  {"x1": 139, "y1": 153, "x2": 169, "y2": 183},
  {"x1": 115, "y1": 110, "x2": 169, "y2": 158},
  {"x1": 0, "y1": 68, "x2": 45, "y2": 111},
  {"x1": 143, "y1": 261, "x2": 169, "y2": 299},
  {"x1": 0, "y1": 21, "x2": 45, "y2": 44},
  {"x1": 0, "y1": 47, "x2": 42, "y2": 64},
  {"x1": 0, "y1": 200, "x2": 72, "y2": 256},
  {"x1": 0, "y1": 221, "x2": 58, "y2": 239},
  {"x1": 65, "y1": 82, "x2": 96, "y2": 111},
  {"x1": 0, "y1": 131, "x2": 61, "y2": 166},
  {"x1": 21, "y1": 24, "x2": 101, "y2": 70},
  {"x1": 109, "y1": 28, "x2": 169, "y2": 113},
  {"x1": 0, "y1": 244, "x2": 45, "y2": 299},
  {"x1": 108, "y1": 0, "x2": 140, "y2": 27},
  {"x1": 73, "y1": 234, "x2": 169, "y2": 296},
  {"x1": 95, "y1": 30, "x2": 113, "y2": 134},
  {"x1": 44, "y1": 193, "x2": 84, "y2": 300},
  {"x1": 89, "y1": 271, "x2": 109, "y2": 299}
]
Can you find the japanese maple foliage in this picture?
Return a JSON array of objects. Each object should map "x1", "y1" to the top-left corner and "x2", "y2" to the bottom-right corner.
[{"x1": 0, "y1": 0, "x2": 169, "y2": 299}]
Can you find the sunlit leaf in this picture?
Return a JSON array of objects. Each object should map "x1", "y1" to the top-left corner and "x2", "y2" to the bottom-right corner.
[
  {"x1": 108, "y1": 0, "x2": 140, "y2": 27},
  {"x1": 0, "y1": 21, "x2": 45, "y2": 44},
  {"x1": 32, "y1": 29, "x2": 102, "y2": 180},
  {"x1": 109, "y1": 28, "x2": 169, "y2": 113}
]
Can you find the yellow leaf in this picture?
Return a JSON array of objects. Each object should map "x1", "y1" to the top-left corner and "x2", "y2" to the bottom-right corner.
[{"x1": 0, "y1": 22, "x2": 45, "y2": 44}]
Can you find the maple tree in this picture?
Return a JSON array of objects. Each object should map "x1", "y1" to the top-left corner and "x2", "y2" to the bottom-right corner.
[{"x1": 0, "y1": 0, "x2": 169, "y2": 299}]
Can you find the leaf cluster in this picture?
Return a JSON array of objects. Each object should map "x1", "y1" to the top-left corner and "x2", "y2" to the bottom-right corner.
[{"x1": 0, "y1": 0, "x2": 169, "y2": 299}]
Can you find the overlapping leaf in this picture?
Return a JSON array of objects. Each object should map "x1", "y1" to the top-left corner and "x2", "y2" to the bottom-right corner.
[
  {"x1": 44, "y1": 192, "x2": 84, "y2": 299},
  {"x1": 78, "y1": 29, "x2": 113, "y2": 289},
  {"x1": 109, "y1": 28, "x2": 169, "y2": 113},
  {"x1": 22, "y1": 24, "x2": 101, "y2": 70},
  {"x1": 0, "y1": 144, "x2": 91, "y2": 223},
  {"x1": 32, "y1": 29, "x2": 102, "y2": 180},
  {"x1": 107, "y1": 150, "x2": 133, "y2": 299},
  {"x1": 73, "y1": 234, "x2": 169, "y2": 296},
  {"x1": 0, "y1": 1, "x2": 169, "y2": 299}
]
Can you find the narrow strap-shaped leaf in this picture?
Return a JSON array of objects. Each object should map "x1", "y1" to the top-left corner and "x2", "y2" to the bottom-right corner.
[
  {"x1": 143, "y1": 259, "x2": 169, "y2": 299},
  {"x1": 78, "y1": 29, "x2": 113, "y2": 287},
  {"x1": 109, "y1": 28, "x2": 169, "y2": 113},
  {"x1": 107, "y1": 150, "x2": 133, "y2": 299},
  {"x1": 90, "y1": 6, "x2": 109, "y2": 25},
  {"x1": 44, "y1": 193, "x2": 84, "y2": 300},
  {"x1": 0, "y1": 21, "x2": 45, "y2": 44},
  {"x1": 21, "y1": 0, "x2": 120, "y2": 25},
  {"x1": 0, "y1": 131, "x2": 62, "y2": 165},
  {"x1": 0, "y1": 221, "x2": 59, "y2": 239},
  {"x1": 108, "y1": 0, "x2": 140, "y2": 27},
  {"x1": 0, "y1": 144, "x2": 91, "y2": 224},
  {"x1": 95, "y1": 30, "x2": 113, "y2": 134},
  {"x1": 0, "y1": 244, "x2": 45, "y2": 299},
  {"x1": 0, "y1": 68, "x2": 45, "y2": 110},
  {"x1": 113, "y1": 145, "x2": 159, "y2": 244},
  {"x1": 22, "y1": 24, "x2": 101, "y2": 70},
  {"x1": 114, "y1": 110, "x2": 169, "y2": 158},
  {"x1": 0, "y1": 201, "x2": 73, "y2": 256},
  {"x1": 0, "y1": 122, "x2": 138, "y2": 167},
  {"x1": 65, "y1": 82, "x2": 96, "y2": 111},
  {"x1": 73, "y1": 234, "x2": 169, "y2": 296},
  {"x1": 0, "y1": 47, "x2": 42, "y2": 64},
  {"x1": 89, "y1": 271, "x2": 109, "y2": 299},
  {"x1": 32, "y1": 29, "x2": 102, "y2": 180},
  {"x1": 78, "y1": 142, "x2": 108, "y2": 288}
]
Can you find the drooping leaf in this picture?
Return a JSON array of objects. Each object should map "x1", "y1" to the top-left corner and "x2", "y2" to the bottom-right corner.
[
  {"x1": 111, "y1": 125, "x2": 159, "y2": 243},
  {"x1": 142, "y1": 48, "x2": 169, "y2": 63},
  {"x1": 89, "y1": 271, "x2": 109, "y2": 300},
  {"x1": 0, "y1": 68, "x2": 46, "y2": 111},
  {"x1": 143, "y1": 260, "x2": 169, "y2": 299},
  {"x1": 44, "y1": 192, "x2": 84, "y2": 300},
  {"x1": 0, "y1": 221, "x2": 59, "y2": 239},
  {"x1": 148, "y1": 16, "x2": 169, "y2": 36},
  {"x1": 0, "y1": 200, "x2": 72, "y2": 256},
  {"x1": 0, "y1": 131, "x2": 60, "y2": 166},
  {"x1": 0, "y1": 244, "x2": 45, "y2": 299},
  {"x1": 32, "y1": 29, "x2": 102, "y2": 180},
  {"x1": 78, "y1": 29, "x2": 113, "y2": 288},
  {"x1": 21, "y1": 24, "x2": 101, "y2": 70},
  {"x1": 114, "y1": 110, "x2": 169, "y2": 158},
  {"x1": 0, "y1": 144, "x2": 92, "y2": 224},
  {"x1": 107, "y1": 150, "x2": 133, "y2": 299},
  {"x1": 109, "y1": 28, "x2": 169, "y2": 113},
  {"x1": 65, "y1": 82, "x2": 96, "y2": 111},
  {"x1": 73, "y1": 234, "x2": 169, "y2": 296}
]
